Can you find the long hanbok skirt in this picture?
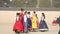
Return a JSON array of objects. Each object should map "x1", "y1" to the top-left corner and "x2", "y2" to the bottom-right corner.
[
  {"x1": 36, "y1": 21, "x2": 39, "y2": 28},
  {"x1": 39, "y1": 20, "x2": 48, "y2": 31},
  {"x1": 13, "y1": 20, "x2": 24, "y2": 32},
  {"x1": 27, "y1": 18, "x2": 32, "y2": 28},
  {"x1": 23, "y1": 22, "x2": 28, "y2": 33}
]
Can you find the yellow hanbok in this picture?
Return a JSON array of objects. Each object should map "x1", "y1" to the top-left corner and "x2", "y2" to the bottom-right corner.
[{"x1": 31, "y1": 15, "x2": 37, "y2": 28}]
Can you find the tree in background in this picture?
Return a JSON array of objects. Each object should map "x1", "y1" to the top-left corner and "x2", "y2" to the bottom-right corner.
[
  {"x1": 0, "y1": 0, "x2": 60, "y2": 8},
  {"x1": 0, "y1": 0, "x2": 10, "y2": 7}
]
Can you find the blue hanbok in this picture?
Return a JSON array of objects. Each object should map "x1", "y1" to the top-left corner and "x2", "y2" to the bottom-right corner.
[
  {"x1": 27, "y1": 17, "x2": 31, "y2": 28},
  {"x1": 27, "y1": 14, "x2": 32, "y2": 29},
  {"x1": 23, "y1": 14, "x2": 28, "y2": 33},
  {"x1": 39, "y1": 16, "x2": 48, "y2": 31}
]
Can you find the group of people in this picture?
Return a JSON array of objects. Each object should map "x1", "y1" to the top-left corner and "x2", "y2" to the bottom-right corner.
[{"x1": 13, "y1": 8, "x2": 48, "y2": 34}]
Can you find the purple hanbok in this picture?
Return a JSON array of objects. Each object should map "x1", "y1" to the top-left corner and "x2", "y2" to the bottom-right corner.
[{"x1": 39, "y1": 16, "x2": 48, "y2": 32}]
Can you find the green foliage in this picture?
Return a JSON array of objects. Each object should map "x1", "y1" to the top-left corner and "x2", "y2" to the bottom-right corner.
[
  {"x1": 39, "y1": 0, "x2": 50, "y2": 7},
  {"x1": 0, "y1": 0, "x2": 10, "y2": 7},
  {"x1": 0, "y1": 0, "x2": 60, "y2": 7},
  {"x1": 13, "y1": 0, "x2": 37, "y2": 7},
  {"x1": 54, "y1": 0, "x2": 60, "y2": 7}
]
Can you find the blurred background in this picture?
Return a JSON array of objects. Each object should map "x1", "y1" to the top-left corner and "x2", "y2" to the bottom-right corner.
[
  {"x1": 0, "y1": 0, "x2": 60, "y2": 34},
  {"x1": 0, "y1": 0, "x2": 60, "y2": 8},
  {"x1": 0, "y1": 0, "x2": 60, "y2": 11}
]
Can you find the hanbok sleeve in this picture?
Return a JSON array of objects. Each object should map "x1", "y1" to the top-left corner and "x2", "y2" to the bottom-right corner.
[
  {"x1": 24, "y1": 15, "x2": 27, "y2": 23},
  {"x1": 41, "y1": 16, "x2": 45, "y2": 21}
]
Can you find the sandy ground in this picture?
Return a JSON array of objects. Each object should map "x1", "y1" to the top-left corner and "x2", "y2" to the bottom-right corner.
[{"x1": 0, "y1": 11, "x2": 60, "y2": 34}]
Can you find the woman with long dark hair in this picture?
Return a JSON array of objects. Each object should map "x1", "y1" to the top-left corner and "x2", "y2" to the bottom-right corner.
[
  {"x1": 39, "y1": 13, "x2": 48, "y2": 32},
  {"x1": 23, "y1": 11, "x2": 28, "y2": 33}
]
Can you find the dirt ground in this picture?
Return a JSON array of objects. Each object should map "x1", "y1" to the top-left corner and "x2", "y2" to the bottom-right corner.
[{"x1": 0, "y1": 11, "x2": 59, "y2": 34}]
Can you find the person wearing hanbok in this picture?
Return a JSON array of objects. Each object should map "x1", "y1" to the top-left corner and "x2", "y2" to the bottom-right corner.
[
  {"x1": 23, "y1": 11, "x2": 28, "y2": 33},
  {"x1": 35, "y1": 14, "x2": 39, "y2": 32},
  {"x1": 57, "y1": 16, "x2": 60, "y2": 34},
  {"x1": 27, "y1": 12, "x2": 32, "y2": 31},
  {"x1": 39, "y1": 13, "x2": 48, "y2": 32},
  {"x1": 13, "y1": 13, "x2": 20, "y2": 34},
  {"x1": 31, "y1": 11, "x2": 37, "y2": 31},
  {"x1": 13, "y1": 8, "x2": 24, "y2": 34},
  {"x1": 35, "y1": 14, "x2": 39, "y2": 28}
]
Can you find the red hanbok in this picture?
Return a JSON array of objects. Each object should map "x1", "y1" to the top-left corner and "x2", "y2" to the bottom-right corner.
[
  {"x1": 13, "y1": 12, "x2": 24, "y2": 32},
  {"x1": 36, "y1": 21, "x2": 39, "y2": 28}
]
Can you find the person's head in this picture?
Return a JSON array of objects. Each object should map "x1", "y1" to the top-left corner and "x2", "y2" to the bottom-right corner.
[
  {"x1": 42, "y1": 13, "x2": 45, "y2": 18},
  {"x1": 27, "y1": 12, "x2": 30, "y2": 15},
  {"x1": 33, "y1": 11, "x2": 36, "y2": 14},
  {"x1": 21, "y1": 8, "x2": 24, "y2": 12},
  {"x1": 17, "y1": 13, "x2": 20, "y2": 16},
  {"x1": 24, "y1": 11, "x2": 27, "y2": 15}
]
